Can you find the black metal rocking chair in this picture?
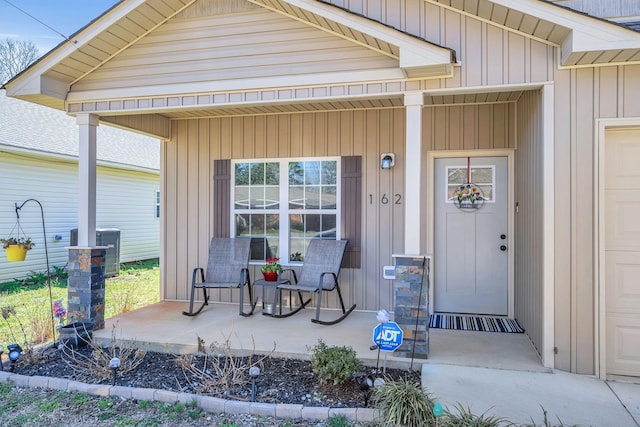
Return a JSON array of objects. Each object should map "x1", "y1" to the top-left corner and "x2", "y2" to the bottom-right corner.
[
  {"x1": 182, "y1": 237, "x2": 256, "y2": 317},
  {"x1": 273, "y1": 239, "x2": 356, "y2": 325}
]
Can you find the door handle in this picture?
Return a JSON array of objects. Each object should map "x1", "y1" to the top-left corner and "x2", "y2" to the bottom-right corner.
[{"x1": 500, "y1": 245, "x2": 507, "y2": 251}]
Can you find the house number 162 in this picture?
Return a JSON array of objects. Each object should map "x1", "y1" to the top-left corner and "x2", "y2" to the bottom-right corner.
[{"x1": 369, "y1": 194, "x2": 402, "y2": 205}]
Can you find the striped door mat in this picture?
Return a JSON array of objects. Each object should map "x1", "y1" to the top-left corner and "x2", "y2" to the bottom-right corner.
[{"x1": 429, "y1": 313, "x2": 525, "y2": 333}]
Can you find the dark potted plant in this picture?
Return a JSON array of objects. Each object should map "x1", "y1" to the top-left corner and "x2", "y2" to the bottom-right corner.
[{"x1": 0, "y1": 236, "x2": 35, "y2": 262}]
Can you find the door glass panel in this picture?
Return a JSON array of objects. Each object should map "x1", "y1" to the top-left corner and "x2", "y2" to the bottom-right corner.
[{"x1": 446, "y1": 166, "x2": 495, "y2": 202}]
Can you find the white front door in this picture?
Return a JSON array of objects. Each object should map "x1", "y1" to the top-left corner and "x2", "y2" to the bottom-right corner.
[
  {"x1": 434, "y1": 156, "x2": 508, "y2": 315},
  {"x1": 605, "y1": 128, "x2": 640, "y2": 377}
]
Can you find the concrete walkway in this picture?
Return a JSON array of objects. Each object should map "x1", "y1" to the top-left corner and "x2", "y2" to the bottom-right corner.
[{"x1": 422, "y1": 364, "x2": 640, "y2": 426}]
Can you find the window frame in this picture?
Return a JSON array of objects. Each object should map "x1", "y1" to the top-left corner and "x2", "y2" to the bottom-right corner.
[
  {"x1": 231, "y1": 157, "x2": 341, "y2": 265},
  {"x1": 444, "y1": 164, "x2": 496, "y2": 204}
]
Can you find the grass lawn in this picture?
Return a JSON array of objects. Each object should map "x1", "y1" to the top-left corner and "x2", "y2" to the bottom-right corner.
[{"x1": 0, "y1": 259, "x2": 160, "y2": 347}]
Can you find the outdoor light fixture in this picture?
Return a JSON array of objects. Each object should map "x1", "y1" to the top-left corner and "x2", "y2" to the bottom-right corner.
[
  {"x1": 7, "y1": 344, "x2": 22, "y2": 371},
  {"x1": 110, "y1": 357, "x2": 121, "y2": 386},
  {"x1": 380, "y1": 153, "x2": 395, "y2": 169},
  {"x1": 249, "y1": 366, "x2": 260, "y2": 402}
]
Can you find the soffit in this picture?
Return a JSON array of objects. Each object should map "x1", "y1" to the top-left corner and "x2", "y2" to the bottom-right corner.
[
  {"x1": 430, "y1": 0, "x2": 640, "y2": 66},
  {"x1": 424, "y1": 90, "x2": 523, "y2": 105},
  {"x1": 46, "y1": 0, "x2": 197, "y2": 86},
  {"x1": 146, "y1": 96, "x2": 405, "y2": 119},
  {"x1": 97, "y1": 88, "x2": 520, "y2": 121}
]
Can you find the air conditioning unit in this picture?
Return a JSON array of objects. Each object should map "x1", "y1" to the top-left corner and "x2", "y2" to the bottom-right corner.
[{"x1": 70, "y1": 228, "x2": 121, "y2": 277}]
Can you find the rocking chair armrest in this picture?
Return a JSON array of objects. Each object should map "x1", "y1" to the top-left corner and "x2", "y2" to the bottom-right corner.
[
  {"x1": 318, "y1": 272, "x2": 338, "y2": 289},
  {"x1": 192, "y1": 267, "x2": 205, "y2": 284}
]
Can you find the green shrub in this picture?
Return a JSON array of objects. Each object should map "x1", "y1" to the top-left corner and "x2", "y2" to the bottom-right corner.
[
  {"x1": 310, "y1": 339, "x2": 363, "y2": 385},
  {"x1": 370, "y1": 377, "x2": 435, "y2": 427},
  {"x1": 326, "y1": 414, "x2": 352, "y2": 427},
  {"x1": 443, "y1": 403, "x2": 509, "y2": 426}
]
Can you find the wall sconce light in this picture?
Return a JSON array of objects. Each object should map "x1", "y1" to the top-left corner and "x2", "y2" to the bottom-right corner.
[{"x1": 381, "y1": 153, "x2": 395, "y2": 169}]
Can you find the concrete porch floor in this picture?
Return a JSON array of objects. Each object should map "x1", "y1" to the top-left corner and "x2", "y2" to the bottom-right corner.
[
  {"x1": 92, "y1": 302, "x2": 640, "y2": 425},
  {"x1": 93, "y1": 301, "x2": 544, "y2": 372}
]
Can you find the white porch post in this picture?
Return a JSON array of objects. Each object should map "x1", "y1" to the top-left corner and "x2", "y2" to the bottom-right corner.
[
  {"x1": 404, "y1": 92, "x2": 424, "y2": 254},
  {"x1": 76, "y1": 113, "x2": 99, "y2": 247}
]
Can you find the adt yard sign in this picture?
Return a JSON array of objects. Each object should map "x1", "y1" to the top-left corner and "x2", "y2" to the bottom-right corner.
[{"x1": 373, "y1": 321, "x2": 403, "y2": 352}]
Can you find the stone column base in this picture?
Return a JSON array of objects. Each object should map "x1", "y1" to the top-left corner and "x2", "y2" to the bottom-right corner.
[{"x1": 67, "y1": 247, "x2": 106, "y2": 330}]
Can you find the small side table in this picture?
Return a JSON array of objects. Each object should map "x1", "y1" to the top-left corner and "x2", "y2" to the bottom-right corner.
[{"x1": 253, "y1": 278, "x2": 289, "y2": 315}]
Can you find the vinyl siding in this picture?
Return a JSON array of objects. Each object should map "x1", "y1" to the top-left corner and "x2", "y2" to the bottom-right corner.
[
  {"x1": 552, "y1": 64, "x2": 640, "y2": 374},
  {"x1": 514, "y1": 90, "x2": 545, "y2": 359},
  {"x1": 162, "y1": 103, "x2": 515, "y2": 311},
  {"x1": 0, "y1": 150, "x2": 160, "y2": 282},
  {"x1": 162, "y1": 110, "x2": 407, "y2": 309},
  {"x1": 328, "y1": 0, "x2": 555, "y2": 89},
  {"x1": 73, "y1": 8, "x2": 398, "y2": 93}
]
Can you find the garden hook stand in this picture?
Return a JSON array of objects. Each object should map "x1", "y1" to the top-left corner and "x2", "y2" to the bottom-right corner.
[{"x1": 14, "y1": 199, "x2": 55, "y2": 345}]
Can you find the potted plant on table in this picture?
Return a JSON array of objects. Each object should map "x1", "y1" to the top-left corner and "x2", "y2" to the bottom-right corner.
[
  {"x1": 1, "y1": 237, "x2": 35, "y2": 262},
  {"x1": 261, "y1": 257, "x2": 282, "y2": 281}
]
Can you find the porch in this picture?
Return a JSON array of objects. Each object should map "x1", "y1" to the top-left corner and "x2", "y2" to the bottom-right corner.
[{"x1": 93, "y1": 302, "x2": 544, "y2": 372}]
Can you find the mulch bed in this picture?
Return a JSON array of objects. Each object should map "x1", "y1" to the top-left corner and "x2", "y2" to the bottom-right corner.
[{"x1": 13, "y1": 344, "x2": 421, "y2": 409}]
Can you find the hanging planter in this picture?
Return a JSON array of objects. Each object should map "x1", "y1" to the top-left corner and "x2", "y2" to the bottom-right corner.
[{"x1": 1, "y1": 237, "x2": 35, "y2": 262}]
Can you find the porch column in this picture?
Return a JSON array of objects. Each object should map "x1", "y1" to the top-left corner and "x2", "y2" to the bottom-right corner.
[
  {"x1": 404, "y1": 92, "x2": 424, "y2": 254},
  {"x1": 67, "y1": 113, "x2": 105, "y2": 331},
  {"x1": 76, "y1": 113, "x2": 99, "y2": 246}
]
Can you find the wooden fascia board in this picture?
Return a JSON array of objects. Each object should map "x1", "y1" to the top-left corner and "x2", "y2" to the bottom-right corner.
[{"x1": 249, "y1": 0, "x2": 454, "y2": 73}]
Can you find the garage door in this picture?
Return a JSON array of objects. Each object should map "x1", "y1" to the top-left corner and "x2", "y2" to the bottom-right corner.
[{"x1": 605, "y1": 127, "x2": 640, "y2": 377}]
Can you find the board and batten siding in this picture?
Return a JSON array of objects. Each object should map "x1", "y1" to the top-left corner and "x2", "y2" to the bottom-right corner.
[
  {"x1": 162, "y1": 102, "x2": 517, "y2": 311},
  {"x1": 327, "y1": 0, "x2": 554, "y2": 90},
  {"x1": 161, "y1": 110, "x2": 406, "y2": 311},
  {"x1": 72, "y1": 8, "x2": 398, "y2": 93},
  {"x1": 514, "y1": 90, "x2": 545, "y2": 359},
  {"x1": 552, "y1": 64, "x2": 640, "y2": 374},
  {"x1": 0, "y1": 150, "x2": 160, "y2": 282}
]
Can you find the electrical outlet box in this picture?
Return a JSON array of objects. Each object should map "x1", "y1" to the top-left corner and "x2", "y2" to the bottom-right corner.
[{"x1": 382, "y1": 266, "x2": 395, "y2": 279}]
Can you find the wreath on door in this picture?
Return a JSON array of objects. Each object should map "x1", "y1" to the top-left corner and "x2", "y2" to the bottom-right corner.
[
  {"x1": 453, "y1": 157, "x2": 484, "y2": 211},
  {"x1": 454, "y1": 183, "x2": 484, "y2": 210}
]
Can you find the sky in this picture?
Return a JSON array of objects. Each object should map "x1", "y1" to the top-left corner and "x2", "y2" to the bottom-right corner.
[{"x1": 0, "y1": 0, "x2": 121, "y2": 54}]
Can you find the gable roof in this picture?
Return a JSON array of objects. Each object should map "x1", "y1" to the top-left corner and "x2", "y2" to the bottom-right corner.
[
  {"x1": 0, "y1": 90, "x2": 159, "y2": 172},
  {"x1": 3, "y1": 0, "x2": 640, "y2": 114},
  {"x1": 3, "y1": 0, "x2": 453, "y2": 109}
]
